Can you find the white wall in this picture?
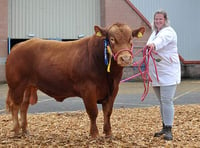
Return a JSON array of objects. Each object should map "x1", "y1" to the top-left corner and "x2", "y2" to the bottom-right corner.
[
  {"x1": 131, "y1": 0, "x2": 200, "y2": 61},
  {"x1": 8, "y1": 0, "x2": 101, "y2": 39}
]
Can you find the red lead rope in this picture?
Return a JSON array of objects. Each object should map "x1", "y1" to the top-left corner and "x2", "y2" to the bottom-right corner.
[{"x1": 120, "y1": 46, "x2": 159, "y2": 101}]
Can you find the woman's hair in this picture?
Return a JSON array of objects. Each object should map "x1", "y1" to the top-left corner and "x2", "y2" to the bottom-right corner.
[{"x1": 152, "y1": 10, "x2": 170, "y2": 31}]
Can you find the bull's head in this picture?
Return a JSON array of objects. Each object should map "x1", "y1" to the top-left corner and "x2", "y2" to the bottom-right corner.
[{"x1": 94, "y1": 23, "x2": 145, "y2": 67}]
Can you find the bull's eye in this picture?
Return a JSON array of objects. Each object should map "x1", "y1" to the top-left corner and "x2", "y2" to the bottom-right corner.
[{"x1": 110, "y1": 37, "x2": 115, "y2": 44}]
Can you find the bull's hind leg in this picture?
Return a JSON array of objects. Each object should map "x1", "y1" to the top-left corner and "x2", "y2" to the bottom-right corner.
[
  {"x1": 20, "y1": 87, "x2": 38, "y2": 134},
  {"x1": 20, "y1": 88, "x2": 30, "y2": 134},
  {"x1": 6, "y1": 88, "x2": 20, "y2": 135},
  {"x1": 12, "y1": 105, "x2": 20, "y2": 135}
]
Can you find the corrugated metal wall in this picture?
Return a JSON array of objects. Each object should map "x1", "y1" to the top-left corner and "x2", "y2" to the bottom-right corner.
[
  {"x1": 131, "y1": 0, "x2": 200, "y2": 61},
  {"x1": 8, "y1": 0, "x2": 101, "y2": 39}
]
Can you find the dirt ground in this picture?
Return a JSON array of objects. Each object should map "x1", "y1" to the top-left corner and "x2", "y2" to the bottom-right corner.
[{"x1": 0, "y1": 104, "x2": 199, "y2": 147}]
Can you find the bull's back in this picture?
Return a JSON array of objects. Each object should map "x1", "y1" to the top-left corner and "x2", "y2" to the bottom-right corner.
[
  {"x1": 6, "y1": 37, "x2": 109, "y2": 101},
  {"x1": 6, "y1": 39, "x2": 62, "y2": 86},
  {"x1": 6, "y1": 38, "x2": 91, "y2": 95}
]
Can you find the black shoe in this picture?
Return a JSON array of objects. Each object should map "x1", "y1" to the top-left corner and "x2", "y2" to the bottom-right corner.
[
  {"x1": 154, "y1": 122, "x2": 166, "y2": 137},
  {"x1": 164, "y1": 126, "x2": 173, "y2": 140}
]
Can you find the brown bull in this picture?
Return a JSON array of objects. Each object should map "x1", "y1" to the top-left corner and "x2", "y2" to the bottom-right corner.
[{"x1": 6, "y1": 23, "x2": 145, "y2": 138}]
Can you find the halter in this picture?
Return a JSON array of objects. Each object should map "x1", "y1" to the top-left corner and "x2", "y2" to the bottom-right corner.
[
  {"x1": 104, "y1": 39, "x2": 133, "y2": 72},
  {"x1": 113, "y1": 48, "x2": 133, "y2": 61}
]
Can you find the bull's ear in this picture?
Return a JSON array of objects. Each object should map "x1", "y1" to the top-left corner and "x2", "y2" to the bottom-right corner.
[
  {"x1": 132, "y1": 27, "x2": 145, "y2": 38},
  {"x1": 94, "y1": 26, "x2": 107, "y2": 37}
]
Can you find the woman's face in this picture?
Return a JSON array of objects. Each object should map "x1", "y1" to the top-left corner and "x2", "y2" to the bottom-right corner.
[{"x1": 154, "y1": 13, "x2": 166, "y2": 31}]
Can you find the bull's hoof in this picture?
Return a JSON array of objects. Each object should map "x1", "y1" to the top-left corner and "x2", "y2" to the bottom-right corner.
[
  {"x1": 90, "y1": 133, "x2": 99, "y2": 139},
  {"x1": 11, "y1": 128, "x2": 20, "y2": 135},
  {"x1": 22, "y1": 129, "x2": 30, "y2": 136},
  {"x1": 103, "y1": 130, "x2": 112, "y2": 138},
  {"x1": 105, "y1": 134, "x2": 112, "y2": 139},
  {"x1": 9, "y1": 131, "x2": 21, "y2": 138}
]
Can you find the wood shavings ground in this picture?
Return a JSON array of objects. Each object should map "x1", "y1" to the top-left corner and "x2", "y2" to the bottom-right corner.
[{"x1": 0, "y1": 104, "x2": 199, "y2": 147}]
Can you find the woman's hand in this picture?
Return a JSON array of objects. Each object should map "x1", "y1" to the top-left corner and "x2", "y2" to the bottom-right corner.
[{"x1": 147, "y1": 43, "x2": 155, "y2": 50}]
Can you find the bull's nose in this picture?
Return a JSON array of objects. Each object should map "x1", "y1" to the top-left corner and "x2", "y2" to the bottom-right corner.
[
  {"x1": 121, "y1": 55, "x2": 132, "y2": 62},
  {"x1": 117, "y1": 54, "x2": 133, "y2": 66}
]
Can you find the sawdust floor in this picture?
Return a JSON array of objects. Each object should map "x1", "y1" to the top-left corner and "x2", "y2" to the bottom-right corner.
[{"x1": 0, "y1": 104, "x2": 199, "y2": 147}]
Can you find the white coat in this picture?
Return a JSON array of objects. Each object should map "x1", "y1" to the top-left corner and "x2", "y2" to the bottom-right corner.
[{"x1": 147, "y1": 26, "x2": 181, "y2": 86}]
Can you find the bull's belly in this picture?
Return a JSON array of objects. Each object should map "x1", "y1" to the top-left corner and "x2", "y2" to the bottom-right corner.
[
  {"x1": 37, "y1": 82, "x2": 109, "y2": 103},
  {"x1": 38, "y1": 85, "x2": 78, "y2": 102}
]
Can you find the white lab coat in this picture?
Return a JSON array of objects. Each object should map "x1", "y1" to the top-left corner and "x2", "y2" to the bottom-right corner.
[{"x1": 147, "y1": 26, "x2": 181, "y2": 86}]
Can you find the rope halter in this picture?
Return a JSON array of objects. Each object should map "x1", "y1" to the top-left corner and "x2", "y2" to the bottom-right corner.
[{"x1": 104, "y1": 39, "x2": 133, "y2": 72}]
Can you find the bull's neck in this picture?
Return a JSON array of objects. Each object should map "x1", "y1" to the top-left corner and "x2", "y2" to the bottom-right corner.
[{"x1": 88, "y1": 36, "x2": 123, "y2": 76}]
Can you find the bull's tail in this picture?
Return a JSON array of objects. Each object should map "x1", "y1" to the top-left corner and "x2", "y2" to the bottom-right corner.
[
  {"x1": 6, "y1": 87, "x2": 22, "y2": 135},
  {"x1": 6, "y1": 88, "x2": 15, "y2": 113}
]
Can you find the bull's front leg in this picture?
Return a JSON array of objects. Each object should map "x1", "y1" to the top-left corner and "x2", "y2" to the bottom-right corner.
[
  {"x1": 102, "y1": 100, "x2": 113, "y2": 138},
  {"x1": 83, "y1": 99, "x2": 99, "y2": 138},
  {"x1": 102, "y1": 83, "x2": 119, "y2": 138}
]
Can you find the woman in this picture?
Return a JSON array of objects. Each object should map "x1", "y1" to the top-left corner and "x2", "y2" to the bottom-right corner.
[{"x1": 147, "y1": 10, "x2": 181, "y2": 140}]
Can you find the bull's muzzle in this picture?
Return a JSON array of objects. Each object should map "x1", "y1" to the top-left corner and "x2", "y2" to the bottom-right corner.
[{"x1": 114, "y1": 48, "x2": 133, "y2": 66}]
